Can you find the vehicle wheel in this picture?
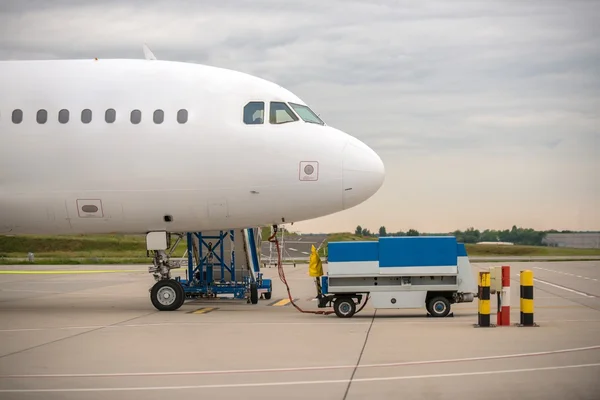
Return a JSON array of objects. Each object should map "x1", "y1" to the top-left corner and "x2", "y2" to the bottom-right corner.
[
  {"x1": 333, "y1": 297, "x2": 356, "y2": 318},
  {"x1": 427, "y1": 296, "x2": 451, "y2": 317},
  {"x1": 175, "y1": 281, "x2": 186, "y2": 308},
  {"x1": 150, "y1": 280, "x2": 185, "y2": 311},
  {"x1": 264, "y1": 291, "x2": 272, "y2": 300},
  {"x1": 250, "y1": 283, "x2": 259, "y2": 304}
]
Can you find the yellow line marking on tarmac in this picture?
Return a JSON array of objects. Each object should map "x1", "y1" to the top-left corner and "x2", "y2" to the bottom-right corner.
[
  {"x1": 0, "y1": 270, "x2": 144, "y2": 274},
  {"x1": 272, "y1": 298, "x2": 290, "y2": 306},
  {"x1": 190, "y1": 307, "x2": 218, "y2": 314},
  {"x1": 272, "y1": 298, "x2": 292, "y2": 306}
]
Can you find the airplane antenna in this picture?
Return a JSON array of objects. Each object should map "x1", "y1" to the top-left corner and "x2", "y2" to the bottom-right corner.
[{"x1": 143, "y1": 43, "x2": 157, "y2": 60}]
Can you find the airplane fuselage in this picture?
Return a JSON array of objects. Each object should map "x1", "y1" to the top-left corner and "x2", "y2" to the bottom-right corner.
[{"x1": 0, "y1": 59, "x2": 385, "y2": 235}]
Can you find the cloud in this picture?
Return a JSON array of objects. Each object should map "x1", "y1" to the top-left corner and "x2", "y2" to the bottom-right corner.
[{"x1": 1, "y1": 0, "x2": 598, "y2": 231}]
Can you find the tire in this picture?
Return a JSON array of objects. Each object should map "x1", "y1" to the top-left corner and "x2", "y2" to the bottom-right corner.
[
  {"x1": 250, "y1": 283, "x2": 259, "y2": 304},
  {"x1": 264, "y1": 291, "x2": 272, "y2": 300},
  {"x1": 150, "y1": 280, "x2": 185, "y2": 311},
  {"x1": 427, "y1": 296, "x2": 451, "y2": 317},
  {"x1": 333, "y1": 297, "x2": 356, "y2": 318},
  {"x1": 175, "y1": 281, "x2": 186, "y2": 309}
]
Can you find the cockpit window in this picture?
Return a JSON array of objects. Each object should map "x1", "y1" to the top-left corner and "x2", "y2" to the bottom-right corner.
[
  {"x1": 288, "y1": 103, "x2": 324, "y2": 125},
  {"x1": 244, "y1": 101, "x2": 264, "y2": 124},
  {"x1": 270, "y1": 102, "x2": 299, "y2": 124}
]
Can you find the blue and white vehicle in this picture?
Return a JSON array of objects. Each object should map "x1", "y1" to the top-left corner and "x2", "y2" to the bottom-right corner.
[{"x1": 318, "y1": 236, "x2": 478, "y2": 318}]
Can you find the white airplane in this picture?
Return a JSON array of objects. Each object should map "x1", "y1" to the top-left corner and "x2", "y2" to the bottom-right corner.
[{"x1": 0, "y1": 51, "x2": 385, "y2": 308}]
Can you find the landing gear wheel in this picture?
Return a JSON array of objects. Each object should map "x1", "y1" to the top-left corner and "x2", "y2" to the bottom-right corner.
[
  {"x1": 333, "y1": 297, "x2": 356, "y2": 318},
  {"x1": 250, "y1": 283, "x2": 259, "y2": 304},
  {"x1": 427, "y1": 296, "x2": 451, "y2": 317},
  {"x1": 150, "y1": 280, "x2": 185, "y2": 311},
  {"x1": 175, "y1": 281, "x2": 186, "y2": 309}
]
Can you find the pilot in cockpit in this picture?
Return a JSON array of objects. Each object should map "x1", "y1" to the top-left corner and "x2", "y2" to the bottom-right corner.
[{"x1": 243, "y1": 101, "x2": 264, "y2": 125}]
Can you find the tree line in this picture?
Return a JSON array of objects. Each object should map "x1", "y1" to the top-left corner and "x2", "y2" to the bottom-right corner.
[{"x1": 354, "y1": 225, "x2": 581, "y2": 246}]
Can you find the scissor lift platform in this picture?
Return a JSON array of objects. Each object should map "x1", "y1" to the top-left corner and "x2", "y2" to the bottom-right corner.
[
  {"x1": 177, "y1": 228, "x2": 271, "y2": 302},
  {"x1": 149, "y1": 228, "x2": 272, "y2": 311}
]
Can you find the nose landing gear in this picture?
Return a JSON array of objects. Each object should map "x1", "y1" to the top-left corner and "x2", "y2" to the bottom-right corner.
[{"x1": 150, "y1": 279, "x2": 186, "y2": 311}]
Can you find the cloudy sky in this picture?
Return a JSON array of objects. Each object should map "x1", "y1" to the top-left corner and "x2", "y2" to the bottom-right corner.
[{"x1": 1, "y1": 0, "x2": 598, "y2": 234}]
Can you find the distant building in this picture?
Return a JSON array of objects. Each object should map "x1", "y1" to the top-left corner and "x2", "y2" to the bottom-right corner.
[
  {"x1": 476, "y1": 242, "x2": 514, "y2": 246},
  {"x1": 542, "y1": 233, "x2": 600, "y2": 249}
]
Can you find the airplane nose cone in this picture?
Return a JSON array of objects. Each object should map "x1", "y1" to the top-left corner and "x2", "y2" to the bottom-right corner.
[{"x1": 342, "y1": 137, "x2": 385, "y2": 210}]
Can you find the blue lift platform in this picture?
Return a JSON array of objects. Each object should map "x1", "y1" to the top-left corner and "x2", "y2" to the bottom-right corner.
[
  {"x1": 147, "y1": 228, "x2": 272, "y2": 311},
  {"x1": 177, "y1": 228, "x2": 272, "y2": 303}
]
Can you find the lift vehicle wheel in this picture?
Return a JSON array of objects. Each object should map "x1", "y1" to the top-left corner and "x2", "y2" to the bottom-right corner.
[
  {"x1": 427, "y1": 296, "x2": 451, "y2": 317},
  {"x1": 333, "y1": 297, "x2": 356, "y2": 318},
  {"x1": 250, "y1": 283, "x2": 259, "y2": 304},
  {"x1": 150, "y1": 279, "x2": 185, "y2": 311},
  {"x1": 263, "y1": 291, "x2": 272, "y2": 300}
]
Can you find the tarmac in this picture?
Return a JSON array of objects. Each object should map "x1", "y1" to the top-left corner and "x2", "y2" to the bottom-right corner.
[{"x1": 0, "y1": 260, "x2": 599, "y2": 399}]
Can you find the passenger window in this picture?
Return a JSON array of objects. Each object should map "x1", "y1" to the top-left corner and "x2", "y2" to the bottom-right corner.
[
  {"x1": 105, "y1": 108, "x2": 116, "y2": 123},
  {"x1": 12, "y1": 109, "x2": 23, "y2": 124},
  {"x1": 131, "y1": 109, "x2": 141, "y2": 124},
  {"x1": 244, "y1": 102, "x2": 264, "y2": 124},
  {"x1": 270, "y1": 102, "x2": 299, "y2": 124},
  {"x1": 177, "y1": 109, "x2": 188, "y2": 124},
  {"x1": 58, "y1": 109, "x2": 69, "y2": 124},
  {"x1": 154, "y1": 109, "x2": 164, "y2": 124},
  {"x1": 37, "y1": 109, "x2": 48, "y2": 124},
  {"x1": 81, "y1": 109, "x2": 92, "y2": 124}
]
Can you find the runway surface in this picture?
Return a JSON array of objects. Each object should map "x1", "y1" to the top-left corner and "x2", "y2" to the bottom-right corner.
[{"x1": 0, "y1": 260, "x2": 599, "y2": 399}]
